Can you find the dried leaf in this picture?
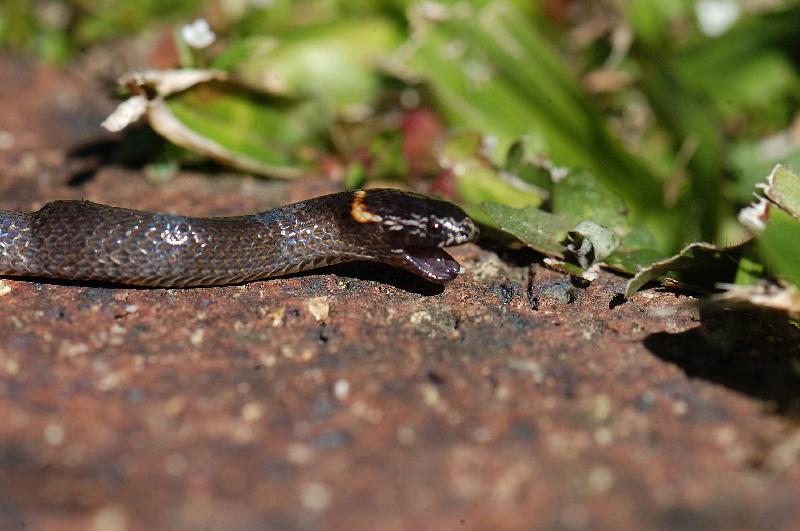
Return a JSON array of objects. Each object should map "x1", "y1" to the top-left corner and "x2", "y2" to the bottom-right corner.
[
  {"x1": 104, "y1": 69, "x2": 325, "y2": 179},
  {"x1": 707, "y1": 283, "x2": 800, "y2": 320}
]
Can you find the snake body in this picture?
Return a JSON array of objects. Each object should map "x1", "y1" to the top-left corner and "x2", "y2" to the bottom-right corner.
[{"x1": 0, "y1": 189, "x2": 477, "y2": 287}]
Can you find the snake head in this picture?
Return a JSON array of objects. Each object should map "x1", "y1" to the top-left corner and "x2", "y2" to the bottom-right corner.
[{"x1": 349, "y1": 189, "x2": 478, "y2": 283}]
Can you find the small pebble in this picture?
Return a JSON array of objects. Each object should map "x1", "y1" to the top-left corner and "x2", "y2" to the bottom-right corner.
[
  {"x1": 287, "y1": 443, "x2": 313, "y2": 465},
  {"x1": 672, "y1": 400, "x2": 688, "y2": 416},
  {"x1": 189, "y1": 328, "x2": 205, "y2": 346},
  {"x1": 0, "y1": 131, "x2": 14, "y2": 150},
  {"x1": 301, "y1": 482, "x2": 331, "y2": 512},
  {"x1": 4, "y1": 359, "x2": 19, "y2": 375},
  {"x1": 306, "y1": 297, "x2": 330, "y2": 322},
  {"x1": 44, "y1": 423, "x2": 65, "y2": 446},
  {"x1": 241, "y1": 402, "x2": 265, "y2": 422},
  {"x1": 91, "y1": 505, "x2": 127, "y2": 531},
  {"x1": 332, "y1": 379, "x2": 350, "y2": 400},
  {"x1": 588, "y1": 466, "x2": 615, "y2": 493}
]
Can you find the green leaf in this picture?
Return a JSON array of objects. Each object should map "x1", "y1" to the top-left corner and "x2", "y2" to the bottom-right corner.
[
  {"x1": 343, "y1": 162, "x2": 367, "y2": 190},
  {"x1": 600, "y1": 222, "x2": 665, "y2": 276},
  {"x1": 565, "y1": 221, "x2": 620, "y2": 268},
  {"x1": 675, "y1": 10, "x2": 800, "y2": 121},
  {"x1": 393, "y1": 1, "x2": 677, "y2": 247},
  {"x1": 759, "y1": 206, "x2": 800, "y2": 287},
  {"x1": 213, "y1": 18, "x2": 402, "y2": 112},
  {"x1": 728, "y1": 140, "x2": 800, "y2": 203},
  {"x1": 438, "y1": 133, "x2": 548, "y2": 218},
  {"x1": 479, "y1": 145, "x2": 666, "y2": 275},
  {"x1": 712, "y1": 163, "x2": 800, "y2": 317},
  {"x1": 543, "y1": 259, "x2": 586, "y2": 278},
  {"x1": 764, "y1": 164, "x2": 800, "y2": 220},
  {"x1": 604, "y1": 248, "x2": 669, "y2": 276},
  {"x1": 623, "y1": 0, "x2": 692, "y2": 48},
  {"x1": 482, "y1": 202, "x2": 573, "y2": 258},
  {"x1": 503, "y1": 135, "x2": 556, "y2": 191},
  {"x1": 164, "y1": 81, "x2": 324, "y2": 178},
  {"x1": 733, "y1": 253, "x2": 766, "y2": 286},
  {"x1": 109, "y1": 70, "x2": 326, "y2": 178},
  {"x1": 625, "y1": 242, "x2": 745, "y2": 297},
  {"x1": 636, "y1": 54, "x2": 724, "y2": 243},
  {"x1": 552, "y1": 169, "x2": 629, "y2": 233}
]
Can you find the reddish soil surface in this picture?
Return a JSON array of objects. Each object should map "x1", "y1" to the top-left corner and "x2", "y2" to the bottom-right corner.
[{"x1": 1, "y1": 53, "x2": 799, "y2": 531}]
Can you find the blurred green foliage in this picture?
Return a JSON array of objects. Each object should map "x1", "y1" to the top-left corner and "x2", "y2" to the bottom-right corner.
[
  {"x1": 3, "y1": 0, "x2": 800, "y2": 304},
  {"x1": 0, "y1": 0, "x2": 198, "y2": 62}
]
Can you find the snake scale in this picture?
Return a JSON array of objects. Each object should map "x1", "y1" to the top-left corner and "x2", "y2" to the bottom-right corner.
[{"x1": 0, "y1": 189, "x2": 478, "y2": 287}]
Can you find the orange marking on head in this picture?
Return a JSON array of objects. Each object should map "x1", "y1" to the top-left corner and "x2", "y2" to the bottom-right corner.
[{"x1": 350, "y1": 190, "x2": 382, "y2": 223}]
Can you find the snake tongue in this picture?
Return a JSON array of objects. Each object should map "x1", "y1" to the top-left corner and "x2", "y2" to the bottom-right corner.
[{"x1": 394, "y1": 247, "x2": 461, "y2": 284}]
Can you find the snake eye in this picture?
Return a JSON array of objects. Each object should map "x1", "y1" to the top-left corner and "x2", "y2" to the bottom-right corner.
[{"x1": 427, "y1": 219, "x2": 441, "y2": 233}]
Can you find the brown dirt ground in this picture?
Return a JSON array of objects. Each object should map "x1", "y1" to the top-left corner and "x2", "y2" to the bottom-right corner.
[{"x1": 1, "y1": 53, "x2": 799, "y2": 531}]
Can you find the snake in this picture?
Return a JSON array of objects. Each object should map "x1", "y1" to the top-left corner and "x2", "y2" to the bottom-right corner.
[{"x1": 0, "y1": 189, "x2": 478, "y2": 287}]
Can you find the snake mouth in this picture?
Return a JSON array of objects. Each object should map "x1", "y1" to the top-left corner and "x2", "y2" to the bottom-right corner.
[{"x1": 390, "y1": 246, "x2": 461, "y2": 284}]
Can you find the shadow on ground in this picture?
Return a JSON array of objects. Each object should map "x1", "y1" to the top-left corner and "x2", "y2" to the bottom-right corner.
[
  {"x1": 645, "y1": 311, "x2": 800, "y2": 415},
  {"x1": 65, "y1": 126, "x2": 165, "y2": 186},
  {"x1": 0, "y1": 261, "x2": 447, "y2": 296},
  {"x1": 316, "y1": 261, "x2": 447, "y2": 296},
  {"x1": 66, "y1": 126, "x2": 233, "y2": 187}
]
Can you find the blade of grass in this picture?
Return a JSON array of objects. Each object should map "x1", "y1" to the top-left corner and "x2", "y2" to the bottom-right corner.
[{"x1": 396, "y1": 2, "x2": 682, "y2": 251}]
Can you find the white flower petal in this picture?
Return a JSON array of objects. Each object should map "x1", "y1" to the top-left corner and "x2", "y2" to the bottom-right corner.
[
  {"x1": 181, "y1": 18, "x2": 216, "y2": 49},
  {"x1": 695, "y1": 0, "x2": 741, "y2": 37}
]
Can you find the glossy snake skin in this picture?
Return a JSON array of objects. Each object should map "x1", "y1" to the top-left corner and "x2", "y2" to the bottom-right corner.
[{"x1": 0, "y1": 189, "x2": 478, "y2": 287}]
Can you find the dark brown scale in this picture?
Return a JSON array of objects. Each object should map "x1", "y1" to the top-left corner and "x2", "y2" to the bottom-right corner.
[{"x1": 0, "y1": 190, "x2": 478, "y2": 287}]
